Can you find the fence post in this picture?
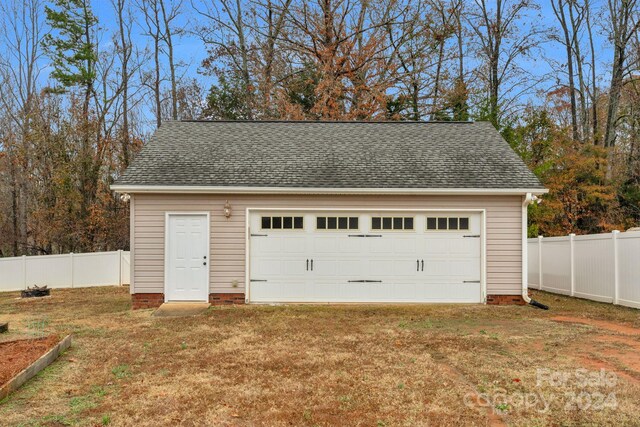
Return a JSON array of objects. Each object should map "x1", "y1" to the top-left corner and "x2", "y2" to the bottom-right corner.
[
  {"x1": 118, "y1": 249, "x2": 123, "y2": 286},
  {"x1": 569, "y1": 234, "x2": 575, "y2": 297},
  {"x1": 22, "y1": 255, "x2": 27, "y2": 290},
  {"x1": 70, "y1": 252, "x2": 74, "y2": 288},
  {"x1": 612, "y1": 230, "x2": 620, "y2": 305},
  {"x1": 537, "y1": 235, "x2": 543, "y2": 290}
]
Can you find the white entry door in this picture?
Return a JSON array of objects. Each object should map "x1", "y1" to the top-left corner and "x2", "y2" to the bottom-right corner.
[
  {"x1": 248, "y1": 211, "x2": 482, "y2": 303},
  {"x1": 166, "y1": 213, "x2": 209, "y2": 301}
]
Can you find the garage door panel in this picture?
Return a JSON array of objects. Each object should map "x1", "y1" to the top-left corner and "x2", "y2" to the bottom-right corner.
[
  {"x1": 302, "y1": 283, "x2": 342, "y2": 301},
  {"x1": 313, "y1": 236, "x2": 339, "y2": 253},
  {"x1": 391, "y1": 236, "x2": 417, "y2": 253},
  {"x1": 337, "y1": 237, "x2": 365, "y2": 253},
  {"x1": 250, "y1": 237, "x2": 283, "y2": 253},
  {"x1": 342, "y1": 283, "x2": 369, "y2": 300},
  {"x1": 367, "y1": 238, "x2": 391, "y2": 253},
  {"x1": 282, "y1": 259, "x2": 307, "y2": 276},
  {"x1": 365, "y1": 259, "x2": 417, "y2": 277},
  {"x1": 339, "y1": 259, "x2": 365, "y2": 276},
  {"x1": 313, "y1": 258, "x2": 363, "y2": 277},
  {"x1": 423, "y1": 239, "x2": 480, "y2": 255},
  {"x1": 415, "y1": 283, "x2": 482, "y2": 302},
  {"x1": 281, "y1": 237, "x2": 307, "y2": 253},
  {"x1": 250, "y1": 282, "x2": 310, "y2": 302},
  {"x1": 356, "y1": 283, "x2": 389, "y2": 301},
  {"x1": 252, "y1": 257, "x2": 306, "y2": 277},
  {"x1": 389, "y1": 283, "x2": 418, "y2": 299}
]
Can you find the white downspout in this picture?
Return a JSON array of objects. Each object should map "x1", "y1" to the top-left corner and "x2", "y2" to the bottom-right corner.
[{"x1": 522, "y1": 193, "x2": 534, "y2": 303}]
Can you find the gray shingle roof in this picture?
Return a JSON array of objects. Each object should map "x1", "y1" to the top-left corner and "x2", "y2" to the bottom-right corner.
[{"x1": 114, "y1": 121, "x2": 544, "y2": 190}]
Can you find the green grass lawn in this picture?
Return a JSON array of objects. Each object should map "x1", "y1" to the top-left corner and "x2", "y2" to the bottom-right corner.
[{"x1": 1, "y1": 287, "x2": 639, "y2": 426}]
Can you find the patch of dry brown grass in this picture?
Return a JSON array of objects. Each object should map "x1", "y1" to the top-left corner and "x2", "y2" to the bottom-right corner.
[{"x1": 0, "y1": 288, "x2": 639, "y2": 426}]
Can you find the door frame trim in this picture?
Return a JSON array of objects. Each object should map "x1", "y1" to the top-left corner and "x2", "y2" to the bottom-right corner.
[
  {"x1": 164, "y1": 212, "x2": 210, "y2": 303},
  {"x1": 245, "y1": 208, "x2": 486, "y2": 304}
]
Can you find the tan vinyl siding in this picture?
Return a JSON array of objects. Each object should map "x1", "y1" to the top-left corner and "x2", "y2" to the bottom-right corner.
[{"x1": 133, "y1": 194, "x2": 523, "y2": 295}]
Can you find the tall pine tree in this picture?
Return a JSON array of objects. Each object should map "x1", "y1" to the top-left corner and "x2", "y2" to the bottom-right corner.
[{"x1": 43, "y1": 0, "x2": 100, "y2": 250}]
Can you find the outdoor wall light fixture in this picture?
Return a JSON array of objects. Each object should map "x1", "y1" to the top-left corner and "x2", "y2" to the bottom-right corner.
[
  {"x1": 120, "y1": 193, "x2": 131, "y2": 202},
  {"x1": 223, "y1": 200, "x2": 232, "y2": 218}
]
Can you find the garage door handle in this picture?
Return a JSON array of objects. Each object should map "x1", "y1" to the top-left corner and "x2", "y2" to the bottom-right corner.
[
  {"x1": 348, "y1": 280, "x2": 382, "y2": 283},
  {"x1": 416, "y1": 259, "x2": 419, "y2": 271},
  {"x1": 348, "y1": 234, "x2": 382, "y2": 237},
  {"x1": 421, "y1": 260, "x2": 424, "y2": 271},
  {"x1": 306, "y1": 259, "x2": 309, "y2": 271},
  {"x1": 311, "y1": 259, "x2": 313, "y2": 271}
]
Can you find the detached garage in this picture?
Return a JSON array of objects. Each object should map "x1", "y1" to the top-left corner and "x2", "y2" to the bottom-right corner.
[{"x1": 111, "y1": 121, "x2": 546, "y2": 308}]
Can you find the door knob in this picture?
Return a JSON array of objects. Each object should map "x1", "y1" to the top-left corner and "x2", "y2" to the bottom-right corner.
[{"x1": 203, "y1": 261, "x2": 207, "y2": 266}]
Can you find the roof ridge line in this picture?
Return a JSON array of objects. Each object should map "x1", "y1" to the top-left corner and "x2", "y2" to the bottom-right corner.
[{"x1": 174, "y1": 119, "x2": 477, "y2": 124}]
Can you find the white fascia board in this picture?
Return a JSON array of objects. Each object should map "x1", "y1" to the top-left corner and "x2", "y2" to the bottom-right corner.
[{"x1": 111, "y1": 185, "x2": 549, "y2": 196}]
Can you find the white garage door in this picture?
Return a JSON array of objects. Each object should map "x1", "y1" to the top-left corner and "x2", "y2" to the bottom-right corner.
[{"x1": 248, "y1": 211, "x2": 482, "y2": 303}]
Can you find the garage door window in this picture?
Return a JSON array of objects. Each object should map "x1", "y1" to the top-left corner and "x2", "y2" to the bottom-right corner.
[
  {"x1": 426, "y1": 216, "x2": 469, "y2": 231},
  {"x1": 261, "y1": 216, "x2": 304, "y2": 230},
  {"x1": 371, "y1": 217, "x2": 414, "y2": 230},
  {"x1": 317, "y1": 216, "x2": 359, "y2": 230}
]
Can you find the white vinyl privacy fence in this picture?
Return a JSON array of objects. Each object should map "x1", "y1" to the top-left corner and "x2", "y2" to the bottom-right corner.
[
  {"x1": 0, "y1": 250, "x2": 130, "y2": 292},
  {"x1": 528, "y1": 231, "x2": 640, "y2": 309}
]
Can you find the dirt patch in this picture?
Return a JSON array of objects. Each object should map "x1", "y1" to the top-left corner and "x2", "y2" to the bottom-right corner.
[
  {"x1": 551, "y1": 316, "x2": 640, "y2": 385},
  {"x1": 551, "y1": 315, "x2": 640, "y2": 336},
  {"x1": 0, "y1": 335, "x2": 60, "y2": 385},
  {"x1": 596, "y1": 335, "x2": 640, "y2": 368}
]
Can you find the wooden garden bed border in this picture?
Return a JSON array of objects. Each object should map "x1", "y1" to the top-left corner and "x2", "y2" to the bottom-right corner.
[{"x1": 0, "y1": 334, "x2": 72, "y2": 401}]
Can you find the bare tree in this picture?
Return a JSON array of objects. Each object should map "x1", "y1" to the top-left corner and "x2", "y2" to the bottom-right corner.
[
  {"x1": 585, "y1": 0, "x2": 600, "y2": 143},
  {"x1": 114, "y1": 0, "x2": 133, "y2": 165},
  {"x1": 193, "y1": 0, "x2": 255, "y2": 119},
  {"x1": 0, "y1": 0, "x2": 46, "y2": 255},
  {"x1": 159, "y1": 0, "x2": 185, "y2": 121},
  {"x1": 386, "y1": 1, "x2": 433, "y2": 120},
  {"x1": 551, "y1": 0, "x2": 579, "y2": 142},
  {"x1": 250, "y1": 0, "x2": 292, "y2": 115},
  {"x1": 603, "y1": 0, "x2": 640, "y2": 148},
  {"x1": 278, "y1": 0, "x2": 399, "y2": 119},
  {"x1": 428, "y1": 0, "x2": 457, "y2": 119},
  {"x1": 138, "y1": 0, "x2": 164, "y2": 127},
  {"x1": 467, "y1": 0, "x2": 546, "y2": 126}
]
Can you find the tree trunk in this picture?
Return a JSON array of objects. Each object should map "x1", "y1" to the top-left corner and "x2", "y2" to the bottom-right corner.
[
  {"x1": 235, "y1": 0, "x2": 253, "y2": 119},
  {"x1": 604, "y1": 44, "x2": 625, "y2": 148},
  {"x1": 586, "y1": 1, "x2": 599, "y2": 144},
  {"x1": 153, "y1": 1, "x2": 162, "y2": 128},
  {"x1": 117, "y1": 0, "x2": 130, "y2": 167},
  {"x1": 568, "y1": 2, "x2": 588, "y2": 141},
  {"x1": 431, "y1": 37, "x2": 445, "y2": 120},
  {"x1": 159, "y1": 0, "x2": 178, "y2": 121},
  {"x1": 10, "y1": 159, "x2": 19, "y2": 256},
  {"x1": 552, "y1": 0, "x2": 579, "y2": 142}
]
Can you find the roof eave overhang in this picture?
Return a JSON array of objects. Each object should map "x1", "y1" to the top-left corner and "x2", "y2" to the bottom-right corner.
[{"x1": 111, "y1": 185, "x2": 549, "y2": 196}]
